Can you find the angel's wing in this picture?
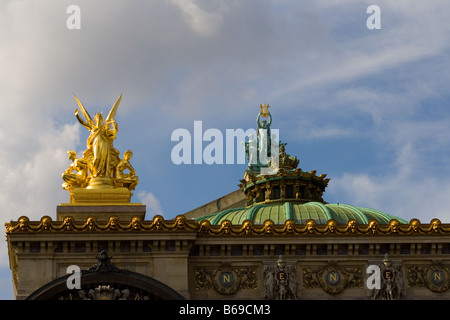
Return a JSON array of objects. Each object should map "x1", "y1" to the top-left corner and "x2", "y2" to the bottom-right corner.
[
  {"x1": 106, "y1": 94, "x2": 122, "y2": 123},
  {"x1": 73, "y1": 94, "x2": 93, "y2": 126}
]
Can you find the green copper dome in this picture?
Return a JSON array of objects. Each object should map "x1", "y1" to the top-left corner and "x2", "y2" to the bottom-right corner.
[{"x1": 195, "y1": 202, "x2": 407, "y2": 225}]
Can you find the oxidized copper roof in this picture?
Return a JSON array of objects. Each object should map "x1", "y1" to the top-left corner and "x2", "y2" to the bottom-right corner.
[{"x1": 195, "y1": 201, "x2": 408, "y2": 225}]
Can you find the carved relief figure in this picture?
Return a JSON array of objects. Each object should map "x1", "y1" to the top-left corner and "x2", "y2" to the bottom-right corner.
[
  {"x1": 371, "y1": 254, "x2": 404, "y2": 300},
  {"x1": 263, "y1": 256, "x2": 297, "y2": 300}
]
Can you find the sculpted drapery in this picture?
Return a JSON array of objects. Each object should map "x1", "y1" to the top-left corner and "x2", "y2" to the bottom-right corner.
[{"x1": 74, "y1": 94, "x2": 121, "y2": 178}]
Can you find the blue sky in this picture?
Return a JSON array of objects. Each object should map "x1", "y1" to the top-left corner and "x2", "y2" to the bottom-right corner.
[{"x1": 2, "y1": 0, "x2": 450, "y2": 299}]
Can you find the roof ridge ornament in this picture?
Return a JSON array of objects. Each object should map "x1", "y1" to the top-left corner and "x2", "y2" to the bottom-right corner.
[{"x1": 82, "y1": 250, "x2": 126, "y2": 274}]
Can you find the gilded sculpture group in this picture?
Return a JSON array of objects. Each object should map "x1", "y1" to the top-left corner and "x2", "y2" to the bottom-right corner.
[{"x1": 62, "y1": 95, "x2": 138, "y2": 192}]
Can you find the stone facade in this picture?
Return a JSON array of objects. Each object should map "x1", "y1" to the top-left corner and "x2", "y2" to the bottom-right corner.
[{"x1": 6, "y1": 213, "x2": 450, "y2": 300}]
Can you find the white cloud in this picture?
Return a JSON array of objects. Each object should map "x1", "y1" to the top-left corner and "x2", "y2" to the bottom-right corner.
[
  {"x1": 329, "y1": 171, "x2": 450, "y2": 224},
  {"x1": 270, "y1": 0, "x2": 450, "y2": 101},
  {"x1": 170, "y1": 0, "x2": 224, "y2": 37},
  {"x1": 272, "y1": 37, "x2": 447, "y2": 99},
  {"x1": 327, "y1": 116, "x2": 450, "y2": 223},
  {"x1": 0, "y1": 122, "x2": 80, "y2": 219},
  {"x1": 0, "y1": 122, "x2": 80, "y2": 270},
  {"x1": 136, "y1": 190, "x2": 164, "y2": 218}
]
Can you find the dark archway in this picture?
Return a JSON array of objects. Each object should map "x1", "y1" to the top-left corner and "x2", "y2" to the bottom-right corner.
[{"x1": 26, "y1": 251, "x2": 185, "y2": 300}]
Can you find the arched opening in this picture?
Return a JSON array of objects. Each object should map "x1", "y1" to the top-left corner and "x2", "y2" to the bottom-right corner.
[
  {"x1": 26, "y1": 251, "x2": 185, "y2": 300},
  {"x1": 26, "y1": 269, "x2": 185, "y2": 300}
]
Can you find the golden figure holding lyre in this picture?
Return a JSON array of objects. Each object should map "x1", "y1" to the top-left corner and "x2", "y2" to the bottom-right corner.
[
  {"x1": 74, "y1": 94, "x2": 121, "y2": 179},
  {"x1": 62, "y1": 94, "x2": 139, "y2": 193}
]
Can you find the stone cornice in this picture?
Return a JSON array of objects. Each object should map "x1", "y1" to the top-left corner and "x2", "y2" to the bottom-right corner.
[{"x1": 5, "y1": 215, "x2": 450, "y2": 237}]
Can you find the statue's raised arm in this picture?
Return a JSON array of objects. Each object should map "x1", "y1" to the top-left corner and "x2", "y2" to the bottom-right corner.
[{"x1": 74, "y1": 94, "x2": 94, "y2": 130}]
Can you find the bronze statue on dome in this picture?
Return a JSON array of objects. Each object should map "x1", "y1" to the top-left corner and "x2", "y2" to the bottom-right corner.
[
  {"x1": 244, "y1": 104, "x2": 277, "y2": 176},
  {"x1": 257, "y1": 104, "x2": 272, "y2": 158}
]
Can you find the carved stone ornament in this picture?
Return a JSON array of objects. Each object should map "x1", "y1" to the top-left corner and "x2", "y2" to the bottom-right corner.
[
  {"x1": 263, "y1": 256, "x2": 297, "y2": 300},
  {"x1": 7, "y1": 215, "x2": 450, "y2": 237},
  {"x1": 303, "y1": 264, "x2": 363, "y2": 295},
  {"x1": 82, "y1": 250, "x2": 126, "y2": 275},
  {"x1": 194, "y1": 263, "x2": 257, "y2": 295},
  {"x1": 407, "y1": 263, "x2": 450, "y2": 293},
  {"x1": 58, "y1": 285, "x2": 150, "y2": 300},
  {"x1": 370, "y1": 254, "x2": 405, "y2": 300}
]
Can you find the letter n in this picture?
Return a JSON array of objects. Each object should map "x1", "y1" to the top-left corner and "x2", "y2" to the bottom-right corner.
[{"x1": 66, "y1": 265, "x2": 81, "y2": 289}]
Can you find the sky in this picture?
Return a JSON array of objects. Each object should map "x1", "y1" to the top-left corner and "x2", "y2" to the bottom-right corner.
[{"x1": 1, "y1": 0, "x2": 450, "y2": 299}]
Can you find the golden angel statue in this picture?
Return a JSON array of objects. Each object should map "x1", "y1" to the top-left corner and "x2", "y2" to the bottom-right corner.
[
  {"x1": 74, "y1": 94, "x2": 121, "y2": 179},
  {"x1": 62, "y1": 94, "x2": 138, "y2": 192}
]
